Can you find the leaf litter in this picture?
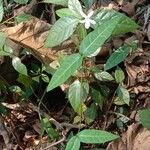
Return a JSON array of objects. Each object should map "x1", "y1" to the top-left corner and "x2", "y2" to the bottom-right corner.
[{"x1": 0, "y1": 0, "x2": 150, "y2": 149}]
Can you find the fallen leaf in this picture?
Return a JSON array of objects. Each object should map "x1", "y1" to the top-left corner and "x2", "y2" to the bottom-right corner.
[
  {"x1": 1, "y1": 17, "x2": 76, "y2": 65},
  {"x1": 107, "y1": 123, "x2": 150, "y2": 150}
]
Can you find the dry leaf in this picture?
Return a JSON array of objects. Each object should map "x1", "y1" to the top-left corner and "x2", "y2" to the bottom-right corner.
[
  {"x1": 1, "y1": 18, "x2": 75, "y2": 65},
  {"x1": 107, "y1": 123, "x2": 150, "y2": 150}
]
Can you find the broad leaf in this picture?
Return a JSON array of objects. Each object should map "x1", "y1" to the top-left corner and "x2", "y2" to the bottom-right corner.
[
  {"x1": 68, "y1": 0, "x2": 83, "y2": 18},
  {"x1": 68, "y1": 80, "x2": 83, "y2": 113},
  {"x1": 43, "y1": 0, "x2": 68, "y2": 6},
  {"x1": 139, "y1": 109, "x2": 150, "y2": 129},
  {"x1": 0, "y1": 0, "x2": 4, "y2": 22},
  {"x1": 79, "y1": 16, "x2": 121, "y2": 57},
  {"x1": 56, "y1": 8, "x2": 77, "y2": 18},
  {"x1": 117, "y1": 86, "x2": 130, "y2": 105},
  {"x1": 85, "y1": 103, "x2": 98, "y2": 124},
  {"x1": 105, "y1": 45, "x2": 130, "y2": 70},
  {"x1": 65, "y1": 136, "x2": 80, "y2": 150},
  {"x1": 68, "y1": 80, "x2": 89, "y2": 114},
  {"x1": 15, "y1": 13, "x2": 32, "y2": 24},
  {"x1": 45, "y1": 17, "x2": 78, "y2": 47},
  {"x1": 14, "y1": 0, "x2": 28, "y2": 4},
  {"x1": 12, "y1": 57, "x2": 28, "y2": 76},
  {"x1": 91, "y1": 88, "x2": 105, "y2": 109},
  {"x1": 94, "y1": 71, "x2": 114, "y2": 81},
  {"x1": 78, "y1": 129, "x2": 119, "y2": 144},
  {"x1": 47, "y1": 53, "x2": 83, "y2": 91},
  {"x1": 115, "y1": 67, "x2": 125, "y2": 83},
  {"x1": 93, "y1": 9, "x2": 139, "y2": 35}
]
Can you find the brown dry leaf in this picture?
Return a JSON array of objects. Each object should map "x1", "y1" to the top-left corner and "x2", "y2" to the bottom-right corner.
[
  {"x1": 121, "y1": 0, "x2": 140, "y2": 16},
  {"x1": 107, "y1": 124, "x2": 150, "y2": 150},
  {"x1": 1, "y1": 18, "x2": 75, "y2": 65}
]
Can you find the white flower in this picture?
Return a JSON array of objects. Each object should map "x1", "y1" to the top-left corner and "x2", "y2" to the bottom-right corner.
[{"x1": 80, "y1": 10, "x2": 96, "y2": 29}]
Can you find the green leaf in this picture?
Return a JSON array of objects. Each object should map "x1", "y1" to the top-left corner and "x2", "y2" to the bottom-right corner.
[
  {"x1": 0, "y1": 32, "x2": 6, "y2": 49},
  {"x1": 0, "y1": 0, "x2": 4, "y2": 22},
  {"x1": 77, "y1": 24, "x2": 87, "y2": 42},
  {"x1": 85, "y1": 103, "x2": 98, "y2": 124},
  {"x1": 68, "y1": 80, "x2": 82, "y2": 113},
  {"x1": 114, "y1": 96, "x2": 125, "y2": 105},
  {"x1": 105, "y1": 45, "x2": 130, "y2": 70},
  {"x1": 68, "y1": 80, "x2": 89, "y2": 114},
  {"x1": 94, "y1": 71, "x2": 114, "y2": 81},
  {"x1": 43, "y1": 0, "x2": 68, "y2": 6},
  {"x1": 93, "y1": 9, "x2": 139, "y2": 35},
  {"x1": 56, "y1": 8, "x2": 78, "y2": 18},
  {"x1": 91, "y1": 87, "x2": 105, "y2": 109},
  {"x1": 12, "y1": 57, "x2": 28, "y2": 76},
  {"x1": 139, "y1": 109, "x2": 150, "y2": 129},
  {"x1": 117, "y1": 86, "x2": 130, "y2": 105},
  {"x1": 78, "y1": 129, "x2": 119, "y2": 144},
  {"x1": 45, "y1": 17, "x2": 78, "y2": 47},
  {"x1": 65, "y1": 136, "x2": 80, "y2": 150},
  {"x1": 79, "y1": 16, "x2": 121, "y2": 57},
  {"x1": 115, "y1": 67, "x2": 125, "y2": 83},
  {"x1": 0, "y1": 103, "x2": 7, "y2": 115},
  {"x1": 9, "y1": 85, "x2": 22, "y2": 93},
  {"x1": 47, "y1": 53, "x2": 83, "y2": 91},
  {"x1": 15, "y1": 13, "x2": 32, "y2": 24},
  {"x1": 68, "y1": 0, "x2": 83, "y2": 18},
  {"x1": 0, "y1": 45, "x2": 13, "y2": 56},
  {"x1": 14, "y1": 0, "x2": 28, "y2": 4}
]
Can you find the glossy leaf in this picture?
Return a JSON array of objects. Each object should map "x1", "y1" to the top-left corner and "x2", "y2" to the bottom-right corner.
[
  {"x1": 68, "y1": 80, "x2": 89, "y2": 114},
  {"x1": 93, "y1": 9, "x2": 139, "y2": 35},
  {"x1": 78, "y1": 129, "x2": 119, "y2": 143},
  {"x1": 94, "y1": 71, "x2": 114, "y2": 81},
  {"x1": 79, "y1": 16, "x2": 121, "y2": 57},
  {"x1": 65, "y1": 136, "x2": 80, "y2": 150},
  {"x1": 115, "y1": 67, "x2": 125, "y2": 83},
  {"x1": 68, "y1": 0, "x2": 83, "y2": 18},
  {"x1": 43, "y1": 0, "x2": 68, "y2": 6},
  {"x1": 105, "y1": 45, "x2": 130, "y2": 70},
  {"x1": 56, "y1": 8, "x2": 77, "y2": 18},
  {"x1": 47, "y1": 53, "x2": 83, "y2": 91},
  {"x1": 117, "y1": 86, "x2": 130, "y2": 105},
  {"x1": 139, "y1": 109, "x2": 150, "y2": 129},
  {"x1": 12, "y1": 57, "x2": 28, "y2": 76},
  {"x1": 14, "y1": 0, "x2": 28, "y2": 4},
  {"x1": 45, "y1": 17, "x2": 78, "y2": 47},
  {"x1": 68, "y1": 80, "x2": 83, "y2": 113},
  {"x1": 0, "y1": 0, "x2": 4, "y2": 22}
]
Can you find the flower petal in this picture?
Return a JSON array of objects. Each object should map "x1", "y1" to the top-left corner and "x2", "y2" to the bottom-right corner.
[
  {"x1": 87, "y1": 10, "x2": 94, "y2": 18},
  {"x1": 80, "y1": 11, "x2": 87, "y2": 18},
  {"x1": 85, "y1": 20, "x2": 91, "y2": 29},
  {"x1": 90, "y1": 19, "x2": 96, "y2": 25}
]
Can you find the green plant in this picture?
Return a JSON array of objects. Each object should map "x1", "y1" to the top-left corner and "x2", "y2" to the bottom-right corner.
[
  {"x1": 42, "y1": 0, "x2": 139, "y2": 148},
  {"x1": 0, "y1": 0, "x2": 140, "y2": 149}
]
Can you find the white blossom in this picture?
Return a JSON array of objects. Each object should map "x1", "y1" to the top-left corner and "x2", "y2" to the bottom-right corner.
[{"x1": 80, "y1": 10, "x2": 96, "y2": 29}]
